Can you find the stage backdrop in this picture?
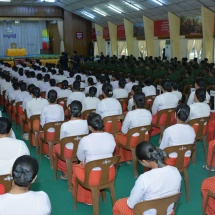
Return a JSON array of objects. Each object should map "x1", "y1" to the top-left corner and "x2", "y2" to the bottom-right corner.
[{"x1": 0, "y1": 20, "x2": 46, "y2": 56}]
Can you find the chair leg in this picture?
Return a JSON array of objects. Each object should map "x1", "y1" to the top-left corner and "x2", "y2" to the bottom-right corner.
[
  {"x1": 48, "y1": 142, "x2": 54, "y2": 169},
  {"x1": 192, "y1": 142, "x2": 196, "y2": 164},
  {"x1": 20, "y1": 117, "x2": 24, "y2": 136},
  {"x1": 54, "y1": 157, "x2": 58, "y2": 180},
  {"x1": 203, "y1": 136, "x2": 207, "y2": 162},
  {"x1": 109, "y1": 181, "x2": 116, "y2": 205},
  {"x1": 91, "y1": 187, "x2": 100, "y2": 215},
  {"x1": 73, "y1": 179, "x2": 78, "y2": 210},
  {"x1": 29, "y1": 131, "x2": 32, "y2": 148},
  {"x1": 35, "y1": 132, "x2": 39, "y2": 154},
  {"x1": 183, "y1": 168, "x2": 190, "y2": 202},
  {"x1": 66, "y1": 159, "x2": 72, "y2": 191},
  {"x1": 131, "y1": 148, "x2": 138, "y2": 178},
  {"x1": 101, "y1": 190, "x2": 106, "y2": 202},
  {"x1": 39, "y1": 140, "x2": 43, "y2": 160}
]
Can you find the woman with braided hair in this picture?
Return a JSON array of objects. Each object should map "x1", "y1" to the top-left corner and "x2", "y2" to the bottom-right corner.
[
  {"x1": 0, "y1": 155, "x2": 51, "y2": 215},
  {"x1": 113, "y1": 141, "x2": 181, "y2": 215}
]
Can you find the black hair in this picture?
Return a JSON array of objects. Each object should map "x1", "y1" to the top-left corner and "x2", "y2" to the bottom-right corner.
[
  {"x1": 69, "y1": 100, "x2": 82, "y2": 117},
  {"x1": 132, "y1": 85, "x2": 142, "y2": 93},
  {"x1": 12, "y1": 82, "x2": 19, "y2": 90},
  {"x1": 62, "y1": 80, "x2": 68, "y2": 90},
  {"x1": 36, "y1": 73, "x2": 42, "y2": 80},
  {"x1": 73, "y1": 81, "x2": 80, "y2": 91},
  {"x1": 87, "y1": 113, "x2": 104, "y2": 131},
  {"x1": 133, "y1": 92, "x2": 145, "y2": 108},
  {"x1": 88, "y1": 77, "x2": 95, "y2": 86},
  {"x1": 195, "y1": 88, "x2": 206, "y2": 102},
  {"x1": 5, "y1": 75, "x2": 10, "y2": 82},
  {"x1": 30, "y1": 71, "x2": 35, "y2": 78},
  {"x1": 0, "y1": 117, "x2": 12, "y2": 134},
  {"x1": 28, "y1": 84, "x2": 35, "y2": 94},
  {"x1": 48, "y1": 90, "x2": 57, "y2": 103},
  {"x1": 89, "y1": 86, "x2": 97, "y2": 97},
  {"x1": 195, "y1": 78, "x2": 206, "y2": 89},
  {"x1": 12, "y1": 155, "x2": 39, "y2": 187},
  {"x1": 32, "y1": 87, "x2": 41, "y2": 98},
  {"x1": 161, "y1": 79, "x2": 172, "y2": 92},
  {"x1": 102, "y1": 83, "x2": 113, "y2": 98},
  {"x1": 176, "y1": 104, "x2": 190, "y2": 121},
  {"x1": 44, "y1": 75, "x2": 49, "y2": 82},
  {"x1": 171, "y1": 81, "x2": 179, "y2": 90},
  {"x1": 129, "y1": 75, "x2": 135, "y2": 83},
  {"x1": 75, "y1": 75, "x2": 81, "y2": 82},
  {"x1": 136, "y1": 141, "x2": 167, "y2": 168},
  {"x1": 119, "y1": 79, "x2": 126, "y2": 88},
  {"x1": 20, "y1": 82, "x2": 27, "y2": 91},
  {"x1": 50, "y1": 79, "x2": 56, "y2": 86},
  {"x1": 142, "y1": 78, "x2": 150, "y2": 86}
]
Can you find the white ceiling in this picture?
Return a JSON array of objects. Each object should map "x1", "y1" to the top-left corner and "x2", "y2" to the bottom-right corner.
[{"x1": 2, "y1": 0, "x2": 215, "y2": 26}]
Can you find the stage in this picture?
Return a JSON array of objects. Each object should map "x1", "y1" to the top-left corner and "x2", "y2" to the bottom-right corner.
[{"x1": 0, "y1": 54, "x2": 60, "y2": 67}]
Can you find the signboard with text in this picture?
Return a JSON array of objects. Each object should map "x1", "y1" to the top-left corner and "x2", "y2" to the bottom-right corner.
[
  {"x1": 154, "y1": 20, "x2": 169, "y2": 37},
  {"x1": 117, "y1": 24, "x2": 125, "y2": 39},
  {"x1": 103, "y1": 27, "x2": 110, "y2": 40}
]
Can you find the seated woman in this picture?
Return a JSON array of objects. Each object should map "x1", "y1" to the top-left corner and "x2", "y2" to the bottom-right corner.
[
  {"x1": 113, "y1": 141, "x2": 181, "y2": 215},
  {"x1": 57, "y1": 80, "x2": 72, "y2": 99},
  {"x1": 72, "y1": 113, "x2": 116, "y2": 205},
  {"x1": 160, "y1": 104, "x2": 196, "y2": 166},
  {"x1": 84, "y1": 77, "x2": 99, "y2": 97},
  {"x1": 39, "y1": 90, "x2": 64, "y2": 156},
  {"x1": 142, "y1": 78, "x2": 156, "y2": 97},
  {"x1": 115, "y1": 92, "x2": 152, "y2": 163},
  {"x1": 0, "y1": 155, "x2": 51, "y2": 215},
  {"x1": 127, "y1": 85, "x2": 142, "y2": 112},
  {"x1": 52, "y1": 100, "x2": 89, "y2": 179},
  {"x1": 171, "y1": 81, "x2": 182, "y2": 101}
]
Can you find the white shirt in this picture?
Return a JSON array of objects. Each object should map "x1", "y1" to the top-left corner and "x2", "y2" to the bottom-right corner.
[
  {"x1": 121, "y1": 109, "x2": 152, "y2": 134},
  {"x1": 142, "y1": 85, "x2": 156, "y2": 97},
  {"x1": 22, "y1": 94, "x2": 33, "y2": 111},
  {"x1": 34, "y1": 80, "x2": 43, "y2": 88},
  {"x1": 128, "y1": 98, "x2": 134, "y2": 111},
  {"x1": 1, "y1": 82, "x2": 11, "y2": 95},
  {"x1": 96, "y1": 98, "x2": 122, "y2": 119},
  {"x1": 0, "y1": 137, "x2": 30, "y2": 175},
  {"x1": 9, "y1": 90, "x2": 21, "y2": 102},
  {"x1": 67, "y1": 78, "x2": 75, "y2": 85},
  {"x1": 15, "y1": 91, "x2": 30, "y2": 103},
  {"x1": 40, "y1": 82, "x2": 51, "y2": 92},
  {"x1": 110, "y1": 81, "x2": 119, "y2": 90},
  {"x1": 57, "y1": 89, "x2": 72, "y2": 99},
  {"x1": 188, "y1": 102, "x2": 210, "y2": 120},
  {"x1": 187, "y1": 91, "x2": 210, "y2": 105},
  {"x1": 113, "y1": 89, "x2": 128, "y2": 99},
  {"x1": 67, "y1": 92, "x2": 86, "y2": 107},
  {"x1": 82, "y1": 97, "x2": 100, "y2": 112},
  {"x1": 125, "y1": 82, "x2": 138, "y2": 93},
  {"x1": 77, "y1": 132, "x2": 116, "y2": 164},
  {"x1": 26, "y1": 98, "x2": 49, "y2": 118},
  {"x1": 0, "y1": 191, "x2": 51, "y2": 215},
  {"x1": 127, "y1": 166, "x2": 181, "y2": 215},
  {"x1": 84, "y1": 86, "x2": 99, "y2": 97},
  {"x1": 46, "y1": 86, "x2": 61, "y2": 98},
  {"x1": 171, "y1": 91, "x2": 182, "y2": 101},
  {"x1": 152, "y1": 92, "x2": 178, "y2": 115}
]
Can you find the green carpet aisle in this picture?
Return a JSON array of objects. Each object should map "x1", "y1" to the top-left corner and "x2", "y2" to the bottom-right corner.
[{"x1": 2, "y1": 109, "x2": 208, "y2": 215}]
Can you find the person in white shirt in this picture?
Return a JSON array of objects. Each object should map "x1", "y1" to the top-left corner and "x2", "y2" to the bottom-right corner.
[
  {"x1": 67, "y1": 81, "x2": 86, "y2": 106},
  {"x1": 15, "y1": 82, "x2": 29, "y2": 104},
  {"x1": 113, "y1": 141, "x2": 181, "y2": 215},
  {"x1": 52, "y1": 100, "x2": 89, "y2": 179},
  {"x1": 125, "y1": 75, "x2": 138, "y2": 93},
  {"x1": 8, "y1": 82, "x2": 20, "y2": 102},
  {"x1": 84, "y1": 77, "x2": 99, "y2": 97},
  {"x1": 187, "y1": 78, "x2": 210, "y2": 105},
  {"x1": 39, "y1": 75, "x2": 51, "y2": 92},
  {"x1": 27, "y1": 71, "x2": 37, "y2": 86},
  {"x1": 0, "y1": 117, "x2": 30, "y2": 175},
  {"x1": 0, "y1": 155, "x2": 51, "y2": 215},
  {"x1": 142, "y1": 78, "x2": 156, "y2": 97},
  {"x1": 152, "y1": 79, "x2": 178, "y2": 123},
  {"x1": 188, "y1": 88, "x2": 210, "y2": 121},
  {"x1": 115, "y1": 92, "x2": 152, "y2": 163},
  {"x1": 57, "y1": 80, "x2": 72, "y2": 99},
  {"x1": 22, "y1": 84, "x2": 35, "y2": 112},
  {"x1": 160, "y1": 104, "x2": 196, "y2": 161},
  {"x1": 67, "y1": 71, "x2": 75, "y2": 86},
  {"x1": 113, "y1": 79, "x2": 128, "y2": 99},
  {"x1": 96, "y1": 83, "x2": 122, "y2": 119},
  {"x1": 72, "y1": 113, "x2": 116, "y2": 204},
  {"x1": 76, "y1": 75, "x2": 86, "y2": 89},
  {"x1": 34, "y1": 73, "x2": 43, "y2": 88},
  {"x1": 171, "y1": 81, "x2": 182, "y2": 101},
  {"x1": 1, "y1": 75, "x2": 11, "y2": 96},
  {"x1": 127, "y1": 85, "x2": 142, "y2": 111},
  {"x1": 82, "y1": 86, "x2": 100, "y2": 113},
  {"x1": 46, "y1": 79, "x2": 61, "y2": 98},
  {"x1": 110, "y1": 73, "x2": 119, "y2": 90},
  {"x1": 56, "y1": 69, "x2": 67, "y2": 83}
]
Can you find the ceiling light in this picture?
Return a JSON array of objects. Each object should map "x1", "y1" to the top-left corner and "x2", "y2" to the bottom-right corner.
[
  {"x1": 93, "y1": 8, "x2": 107, "y2": 17},
  {"x1": 42, "y1": 0, "x2": 55, "y2": 2},
  {"x1": 82, "y1": 11, "x2": 95, "y2": 19},
  {"x1": 124, "y1": 1, "x2": 140, "y2": 11},
  {"x1": 108, "y1": 5, "x2": 122, "y2": 14},
  {"x1": 151, "y1": 0, "x2": 163, "y2": 6},
  {"x1": 0, "y1": 0, "x2": 11, "y2": 2}
]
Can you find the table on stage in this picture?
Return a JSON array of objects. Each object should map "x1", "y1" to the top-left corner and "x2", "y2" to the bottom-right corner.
[{"x1": 6, "y1": 48, "x2": 27, "y2": 56}]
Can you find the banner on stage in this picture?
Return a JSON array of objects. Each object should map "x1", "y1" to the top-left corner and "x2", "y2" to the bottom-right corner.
[
  {"x1": 3, "y1": 33, "x2": 16, "y2": 39},
  {"x1": 42, "y1": 29, "x2": 50, "y2": 50}
]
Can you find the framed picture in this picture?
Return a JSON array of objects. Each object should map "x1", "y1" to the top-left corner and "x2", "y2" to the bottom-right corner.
[{"x1": 76, "y1": 32, "x2": 83, "y2": 40}]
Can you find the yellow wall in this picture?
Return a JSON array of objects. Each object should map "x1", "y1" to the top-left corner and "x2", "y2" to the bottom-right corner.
[
  {"x1": 202, "y1": 6, "x2": 214, "y2": 63},
  {"x1": 108, "y1": 21, "x2": 117, "y2": 56},
  {"x1": 143, "y1": 16, "x2": 154, "y2": 57},
  {"x1": 168, "y1": 12, "x2": 180, "y2": 59},
  {"x1": 95, "y1": 24, "x2": 105, "y2": 54},
  {"x1": 124, "y1": 18, "x2": 134, "y2": 55}
]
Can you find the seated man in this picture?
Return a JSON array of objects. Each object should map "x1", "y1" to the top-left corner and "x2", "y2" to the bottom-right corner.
[{"x1": 0, "y1": 117, "x2": 30, "y2": 175}]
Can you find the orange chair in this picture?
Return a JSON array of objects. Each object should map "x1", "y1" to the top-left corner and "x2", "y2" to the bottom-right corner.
[
  {"x1": 117, "y1": 97, "x2": 129, "y2": 113},
  {"x1": 40, "y1": 121, "x2": 64, "y2": 168},
  {"x1": 40, "y1": 91, "x2": 46, "y2": 98},
  {"x1": 133, "y1": 192, "x2": 181, "y2": 215},
  {"x1": 182, "y1": 84, "x2": 193, "y2": 102},
  {"x1": 164, "y1": 144, "x2": 194, "y2": 202},
  {"x1": 115, "y1": 125, "x2": 151, "y2": 178},
  {"x1": 145, "y1": 95, "x2": 156, "y2": 112},
  {"x1": 57, "y1": 97, "x2": 67, "y2": 111},
  {"x1": 0, "y1": 174, "x2": 13, "y2": 194},
  {"x1": 15, "y1": 101, "x2": 23, "y2": 129},
  {"x1": 188, "y1": 117, "x2": 209, "y2": 164},
  {"x1": 74, "y1": 156, "x2": 121, "y2": 215},
  {"x1": 82, "y1": 109, "x2": 95, "y2": 120},
  {"x1": 54, "y1": 134, "x2": 87, "y2": 191},
  {"x1": 203, "y1": 190, "x2": 215, "y2": 215}
]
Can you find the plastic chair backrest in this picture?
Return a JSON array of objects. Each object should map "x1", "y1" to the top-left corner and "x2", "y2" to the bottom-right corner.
[
  {"x1": 203, "y1": 190, "x2": 215, "y2": 214},
  {"x1": 83, "y1": 156, "x2": 120, "y2": 187},
  {"x1": 145, "y1": 95, "x2": 156, "y2": 111},
  {"x1": 164, "y1": 144, "x2": 194, "y2": 171},
  {"x1": 43, "y1": 121, "x2": 64, "y2": 142},
  {"x1": 117, "y1": 97, "x2": 129, "y2": 109},
  {"x1": 41, "y1": 91, "x2": 46, "y2": 99},
  {"x1": 16, "y1": 101, "x2": 23, "y2": 115},
  {"x1": 133, "y1": 192, "x2": 181, "y2": 215},
  {"x1": 103, "y1": 114, "x2": 124, "y2": 134},
  {"x1": 0, "y1": 174, "x2": 13, "y2": 193},
  {"x1": 82, "y1": 109, "x2": 95, "y2": 120},
  {"x1": 57, "y1": 97, "x2": 67, "y2": 110},
  {"x1": 183, "y1": 84, "x2": 193, "y2": 95},
  {"x1": 29, "y1": 114, "x2": 42, "y2": 132},
  {"x1": 154, "y1": 108, "x2": 176, "y2": 127}
]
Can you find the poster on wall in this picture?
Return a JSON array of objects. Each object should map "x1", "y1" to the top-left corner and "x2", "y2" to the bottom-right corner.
[
  {"x1": 180, "y1": 16, "x2": 202, "y2": 35},
  {"x1": 133, "y1": 22, "x2": 144, "y2": 37},
  {"x1": 103, "y1": 27, "x2": 110, "y2": 40},
  {"x1": 154, "y1": 20, "x2": 169, "y2": 37},
  {"x1": 117, "y1": 24, "x2": 125, "y2": 39},
  {"x1": 76, "y1": 32, "x2": 83, "y2": 40}
]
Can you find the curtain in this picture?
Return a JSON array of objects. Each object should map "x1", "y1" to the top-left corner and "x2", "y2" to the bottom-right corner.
[
  {"x1": 57, "y1": 20, "x2": 65, "y2": 53},
  {"x1": 187, "y1": 39, "x2": 195, "y2": 59},
  {"x1": 117, "y1": 41, "x2": 125, "y2": 57},
  {"x1": 94, "y1": 42, "x2": 99, "y2": 57},
  {"x1": 0, "y1": 20, "x2": 46, "y2": 55},
  {"x1": 138, "y1": 40, "x2": 146, "y2": 58},
  {"x1": 195, "y1": 39, "x2": 202, "y2": 58},
  {"x1": 159, "y1": 40, "x2": 166, "y2": 57}
]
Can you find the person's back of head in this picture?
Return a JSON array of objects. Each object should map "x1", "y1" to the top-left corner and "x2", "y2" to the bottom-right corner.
[
  {"x1": 5, "y1": 75, "x2": 10, "y2": 82},
  {"x1": 76, "y1": 75, "x2": 81, "y2": 82},
  {"x1": 47, "y1": 89, "x2": 57, "y2": 103},
  {"x1": 18, "y1": 68, "x2": 24, "y2": 76},
  {"x1": 32, "y1": 87, "x2": 41, "y2": 98},
  {"x1": 132, "y1": 85, "x2": 142, "y2": 93},
  {"x1": 69, "y1": 100, "x2": 82, "y2": 117},
  {"x1": 171, "y1": 81, "x2": 179, "y2": 91},
  {"x1": 195, "y1": 88, "x2": 206, "y2": 102},
  {"x1": 73, "y1": 81, "x2": 80, "y2": 91},
  {"x1": 161, "y1": 79, "x2": 172, "y2": 92},
  {"x1": 87, "y1": 113, "x2": 104, "y2": 131},
  {"x1": 119, "y1": 79, "x2": 126, "y2": 89},
  {"x1": 133, "y1": 92, "x2": 145, "y2": 108},
  {"x1": 30, "y1": 71, "x2": 35, "y2": 78},
  {"x1": 195, "y1": 78, "x2": 206, "y2": 89},
  {"x1": 50, "y1": 79, "x2": 56, "y2": 87},
  {"x1": 0, "y1": 117, "x2": 12, "y2": 135},
  {"x1": 36, "y1": 73, "x2": 42, "y2": 81},
  {"x1": 61, "y1": 80, "x2": 68, "y2": 90},
  {"x1": 102, "y1": 83, "x2": 113, "y2": 98},
  {"x1": 12, "y1": 155, "x2": 39, "y2": 187},
  {"x1": 42, "y1": 67, "x2": 46, "y2": 73},
  {"x1": 12, "y1": 82, "x2": 19, "y2": 90},
  {"x1": 59, "y1": 69, "x2": 64, "y2": 75},
  {"x1": 20, "y1": 82, "x2": 27, "y2": 92},
  {"x1": 176, "y1": 104, "x2": 190, "y2": 122},
  {"x1": 142, "y1": 78, "x2": 150, "y2": 86},
  {"x1": 69, "y1": 71, "x2": 74, "y2": 78},
  {"x1": 89, "y1": 86, "x2": 97, "y2": 97},
  {"x1": 44, "y1": 74, "x2": 50, "y2": 82},
  {"x1": 88, "y1": 77, "x2": 94, "y2": 86},
  {"x1": 28, "y1": 84, "x2": 35, "y2": 94},
  {"x1": 129, "y1": 75, "x2": 135, "y2": 83}
]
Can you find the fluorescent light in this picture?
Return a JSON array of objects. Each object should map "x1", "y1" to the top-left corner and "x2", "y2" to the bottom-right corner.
[
  {"x1": 152, "y1": 0, "x2": 163, "y2": 6},
  {"x1": 124, "y1": 1, "x2": 140, "y2": 11},
  {"x1": 93, "y1": 8, "x2": 107, "y2": 17},
  {"x1": 108, "y1": 5, "x2": 122, "y2": 14},
  {"x1": 82, "y1": 11, "x2": 95, "y2": 19},
  {"x1": 0, "y1": 0, "x2": 11, "y2": 2},
  {"x1": 42, "y1": 0, "x2": 55, "y2": 2}
]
